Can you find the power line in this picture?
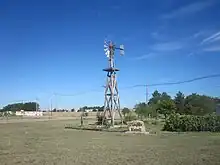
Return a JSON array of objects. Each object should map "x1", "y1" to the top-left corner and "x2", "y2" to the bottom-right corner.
[
  {"x1": 120, "y1": 74, "x2": 220, "y2": 90},
  {"x1": 46, "y1": 74, "x2": 220, "y2": 110},
  {"x1": 51, "y1": 74, "x2": 220, "y2": 97}
]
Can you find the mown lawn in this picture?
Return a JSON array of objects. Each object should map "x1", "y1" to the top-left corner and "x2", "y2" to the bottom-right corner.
[{"x1": 0, "y1": 119, "x2": 220, "y2": 165}]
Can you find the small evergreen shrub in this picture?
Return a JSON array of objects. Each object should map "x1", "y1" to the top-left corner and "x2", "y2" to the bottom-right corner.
[{"x1": 163, "y1": 113, "x2": 220, "y2": 132}]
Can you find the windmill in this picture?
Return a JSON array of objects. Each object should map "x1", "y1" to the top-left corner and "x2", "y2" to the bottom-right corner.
[{"x1": 102, "y1": 40, "x2": 124, "y2": 127}]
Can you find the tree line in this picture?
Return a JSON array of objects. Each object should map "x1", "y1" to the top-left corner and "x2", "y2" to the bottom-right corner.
[
  {"x1": 122, "y1": 90, "x2": 220, "y2": 119},
  {"x1": 121, "y1": 90, "x2": 220, "y2": 132},
  {"x1": 51, "y1": 106, "x2": 104, "y2": 112},
  {"x1": 77, "y1": 106, "x2": 104, "y2": 112},
  {"x1": 1, "y1": 91, "x2": 219, "y2": 116},
  {"x1": 0, "y1": 102, "x2": 39, "y2": 112},
  {"x1": 0, "y1": 102, "x2": 104, "y2": 113}
]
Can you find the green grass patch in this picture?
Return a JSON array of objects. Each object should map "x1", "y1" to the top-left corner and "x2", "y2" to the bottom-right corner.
[{"x1": 0, "y1": 119, "x2": 220, "y2": 165}]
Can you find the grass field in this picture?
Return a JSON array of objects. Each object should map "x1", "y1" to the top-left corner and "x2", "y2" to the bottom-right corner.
[{"x1": 0, "y1": 119, "x2": 220, "y2": 165}]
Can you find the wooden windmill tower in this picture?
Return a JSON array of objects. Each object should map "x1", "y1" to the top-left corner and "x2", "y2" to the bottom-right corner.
[{"x1": 102, "y1": 40, "x2": 124, "y2": 127}]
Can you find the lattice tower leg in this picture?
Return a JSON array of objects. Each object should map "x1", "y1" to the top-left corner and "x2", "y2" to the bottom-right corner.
[{"x1": 102, "y1": 71, "x2": 122, "y2": 127}]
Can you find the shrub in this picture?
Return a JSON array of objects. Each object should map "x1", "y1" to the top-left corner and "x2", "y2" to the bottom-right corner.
[
  {"x1": 124, "y1": 112, "x2": 138, "y2": 122},
  {"x1": 151, "y1": 120, "x2": 158, "y2": 125},
  {"x1": 0, "y1": 111, "x2": 16, "y2": 117},
  {"x1": 114, "y1": 121, "x2": 126, "y2": 125},
  {"x1": 84, "y1": 112, "x2": 88, "y2": 117},
  {"x1": 96, "y1": 113, "x2": 108, "y2": 126},
  {"x1": 162, "y1": 113, "x2": 220, "y2": 132}
]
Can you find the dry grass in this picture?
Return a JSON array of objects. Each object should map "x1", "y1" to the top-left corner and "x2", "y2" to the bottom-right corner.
[{"x1": 0, "y1": 119, "x2": 220, "y2": 165}]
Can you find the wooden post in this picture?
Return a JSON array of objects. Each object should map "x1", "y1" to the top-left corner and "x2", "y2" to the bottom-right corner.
[{"x1": 80, "y1": 113, "x2": 84, "y2": 126}]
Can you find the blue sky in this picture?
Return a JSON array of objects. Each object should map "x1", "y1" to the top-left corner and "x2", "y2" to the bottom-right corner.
[{"x1": 0, "y1": 0, "x2": 220, "y2": 110}]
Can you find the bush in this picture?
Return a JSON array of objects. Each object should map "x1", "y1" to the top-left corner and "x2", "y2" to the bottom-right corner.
[
  {"x1": 124, "y1": 112, "x2": 138, "y2": 122},
  {"x1": 114, "y1": 121, "x2": 126, "y2": 125},
  {"x1": 0, "y1": 111, "x2": 16, "y2": 117},
  {"x1": 151, "y1": 120, "x2": 158, "y2": 125},
  {"x1": 84, "y1": 112, "x2": 88, "y2": 117},
  {"x1": 96, "y1": 113, "x2": 108, "y2": 126},
  {"x1": 163, "y1": 113, "x2": 220, "y2": 132}
]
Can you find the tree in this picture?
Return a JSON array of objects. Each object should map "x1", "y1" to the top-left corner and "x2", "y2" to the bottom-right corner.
[
  {"x1": 98, "y1": 106, "x2": 104, "y2": 111},
  {"x1": 216, "y1": 104, "x2": 220, "y2": 115},
  {"x1": 148, "y1": 90, "x2": 161, "y2": 105},
  {"x1": 71, "y1": 108, "x2": 75, "y2": 112},
  {"x1": 122, "y1": 107, "x2": 130, "y2": 117},
  {"x1": 135, "y1": 102, "x2": 150, "y2": 119},
  {"x1": 77, "y1": 108, "x2": 84, "y2": 112},
  {"x1": 161, "y1": 92, "x2": 171, "y2": 100},
  {"x1": 184, "y1": 93, "x2": 216, "y2": 115},
  {"x1": 157, "y1": 99, "x2": 176, "y2": 118},
  {"x1": 174, "y1": 91, "x2": 185, "y2": 114},
  {"x1": 147, "y1": 104, "x2": 158, "y2": 118},
  {"x1": 214, "y1": 97, "x2": 220, "y2": 103},
  {"x1": 2, "y1": 102, "x2": 40, "y2": 112},
  {"x1": 147, "y1": 90, "x2": 173, "y2": 117},
  {"x1": 148, "y1": 90, "x2": 171, "y2": 105}
]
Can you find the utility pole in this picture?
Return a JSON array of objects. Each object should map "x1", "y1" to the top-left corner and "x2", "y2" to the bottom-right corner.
[
  {"x1": 146, "y1": 86, "x2": 148, "y2": 105},
  {"x1": 49, "y1": 93, "x2": 56, "y2": 118},
  {"x1": 35, "y1": 97, "x2": 38, "y2": 112},
  {"x1": 102, "y1": 40, "x2": 124, "y2": 127}
]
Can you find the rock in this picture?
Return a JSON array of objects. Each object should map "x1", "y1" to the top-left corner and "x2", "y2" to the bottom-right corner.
[{"x1": 127, "y1": 120, "x2": 146, "y2": 133}]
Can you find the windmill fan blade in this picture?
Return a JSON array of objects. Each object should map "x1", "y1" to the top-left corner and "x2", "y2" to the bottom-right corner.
[
  {"x1": 104, "y1": 48, "x2": 109, "y2": 52},
  {"x1": 104, "y1": 40, "x2": 109, "y2": 46},
  {"x1": 105, "y1": 50, "x2": 110, "y2": 56}
]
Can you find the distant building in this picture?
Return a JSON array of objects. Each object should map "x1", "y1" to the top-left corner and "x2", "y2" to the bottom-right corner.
[
  {"x1": 15, "y1": 110, "x2": 43, "y2": 116},
  {"x1": 84, "y1": 109, "x2": 93, "y2": 112}
]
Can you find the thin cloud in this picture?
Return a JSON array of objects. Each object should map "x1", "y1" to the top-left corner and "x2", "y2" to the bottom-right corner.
[
  {"x1": 152, "y1": 42, "x2": 183, "y2": 51},
  {"x1": 191, "y1": 30, "x2": 214, "y2": 40},
  {"x1": 151, "y1": 31, "x2": 168, "y2": 41},
  {"x1": 193, "y1": 31, "x2": 205, "y2": 38},
  {"x1": 201, "y1": 31, "x2": 220, "y2": 44},
  {"x1": 162, "y1": 1, "x2": 213, "y2": 19},
  {"x1": 203, "y1": 45, "x2": 220, "y2": 52},
  {"x1": 130, "y1": 53, "x2": 156, "y2": 60},
  {"x1": 188, "y1": 52, "x2": 194, "y2": 57},
  {"x1": 151, "y1": 32, "x2": 159, "y2": 39},
  {"x1": 211, "y1": 35, "x2": 220, "y2": 42}
]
